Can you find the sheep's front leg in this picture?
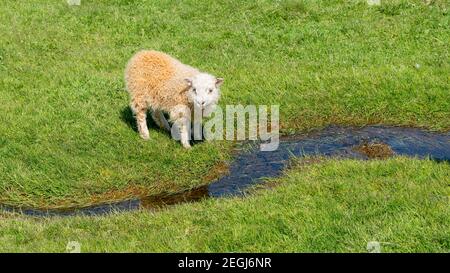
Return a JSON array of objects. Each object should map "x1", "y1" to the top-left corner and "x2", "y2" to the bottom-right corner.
[
  {"x1": 170, "y1": 106, "x2": 191, "y2": 149},
  {"x1": 135, "y1": 110, "x2": 150, "y2": 140},
  {"x1": 179, "y1": 117, "x2": 191, "y2": 149}
]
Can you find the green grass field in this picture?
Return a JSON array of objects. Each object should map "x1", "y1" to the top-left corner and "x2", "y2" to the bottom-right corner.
[
  {"x1": 0, "y1": 0, "x2": 449, "y2": 252},
  {"x1": 0, "y1": 158, "x2": 448, "y2": 252}
]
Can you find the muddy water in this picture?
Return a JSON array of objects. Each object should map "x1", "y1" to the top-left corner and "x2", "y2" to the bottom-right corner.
[{"x1": 2, "y1": 126, "x2": 449, "y2": 217}]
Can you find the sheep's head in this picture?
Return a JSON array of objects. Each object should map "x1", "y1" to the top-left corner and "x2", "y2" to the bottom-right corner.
[{"x1": 185, "y1": 73, "x2": 223, "y2": 115}]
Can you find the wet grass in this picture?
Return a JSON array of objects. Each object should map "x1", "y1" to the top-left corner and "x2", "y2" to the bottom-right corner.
[
  {"x1": 0, "y1": 158, "x2": 448, "y2": 252},
  {"x1": 353, "y1": 142, "x2": 394, "y2": 159}
]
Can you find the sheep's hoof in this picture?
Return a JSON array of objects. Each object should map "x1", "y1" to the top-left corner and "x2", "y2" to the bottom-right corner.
[
  {"x1": 140, "y1": 133, "x2": 150, "y2": 140},
  {"x1": 182, "y1": 143, "x2": 191, "y2": 149}
]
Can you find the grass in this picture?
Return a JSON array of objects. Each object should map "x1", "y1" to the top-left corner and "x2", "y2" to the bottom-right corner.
[
  {"x1": 0, "y1": 0, "x2": 449, "y2": 252},
  {"x1": 0, "y1": 157, "x2": 448, "y2": 252}
]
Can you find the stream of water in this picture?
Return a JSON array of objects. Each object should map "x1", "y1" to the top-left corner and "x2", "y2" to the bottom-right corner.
[{"x1": 2, "y1": 125, "x2": 449, "y2": 217}]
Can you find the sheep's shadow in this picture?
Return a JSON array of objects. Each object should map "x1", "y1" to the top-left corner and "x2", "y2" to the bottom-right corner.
[
  {"x1": 121, "y1": 106, "x2": 152, "y2": 133},
  {"x1": 120, "y1": 106, "x2": 205, "y2": 144}
]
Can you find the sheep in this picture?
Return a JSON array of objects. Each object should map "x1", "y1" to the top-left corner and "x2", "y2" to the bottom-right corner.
[{"x1": 125, "y1": 50, "x2": 223, "y2": 148}]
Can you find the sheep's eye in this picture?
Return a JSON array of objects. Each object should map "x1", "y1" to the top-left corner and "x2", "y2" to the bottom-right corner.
[
  {"x1": 208, "y1": 89, "x2": 213, "y2": 93},
  {"x1": 192, "y1": 88, "x2": 197, "y2": 93}
]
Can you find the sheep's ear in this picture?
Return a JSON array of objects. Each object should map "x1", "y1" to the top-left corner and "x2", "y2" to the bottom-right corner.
[
  {"x1": 215, "y1": 77, "x2": 224, "y2": 87},
  {"x1": 184, "y1": 78, "x2": 193, "y2": 86}
]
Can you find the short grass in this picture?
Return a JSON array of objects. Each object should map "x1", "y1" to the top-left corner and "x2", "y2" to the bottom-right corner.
[
  {"x1": 0, "y1": 158, "x2": 448, "y2": 252},
  {"x1": 0, "y1": 0, "x2": 449, "y2": 253}
]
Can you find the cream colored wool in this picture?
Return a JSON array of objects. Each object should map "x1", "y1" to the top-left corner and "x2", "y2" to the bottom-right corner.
[{"x1": 125, "y1": 50, "x2": 222, "y2": 148}]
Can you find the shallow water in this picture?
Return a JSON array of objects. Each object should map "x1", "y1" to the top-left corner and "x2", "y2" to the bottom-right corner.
[{"x1": 2, "y1": 125, "x2": 449, "y2": 217}]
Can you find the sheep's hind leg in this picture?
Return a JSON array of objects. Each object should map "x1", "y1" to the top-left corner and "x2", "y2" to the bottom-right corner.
[
  {"x1": 135, "y1": 110, "x2": 150, "y2": 140},
  {"x1": 151, "y1": 110, "x2": 171, "y2": 132}
]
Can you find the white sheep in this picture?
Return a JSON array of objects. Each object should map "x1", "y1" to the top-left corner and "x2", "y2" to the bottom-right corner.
[{"x1": 125, "y1": 50, "x2": 223, "y2": 148}]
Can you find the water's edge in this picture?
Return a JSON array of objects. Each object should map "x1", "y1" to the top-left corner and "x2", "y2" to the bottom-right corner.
[{"x1": 2, "y1": 125, "x2": 449, "y2": 217}]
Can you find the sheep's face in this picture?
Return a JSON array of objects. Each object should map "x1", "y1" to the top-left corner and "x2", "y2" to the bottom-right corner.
[{"x1": 185, "y1": 73, "x2": 223, "y2": 114}]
